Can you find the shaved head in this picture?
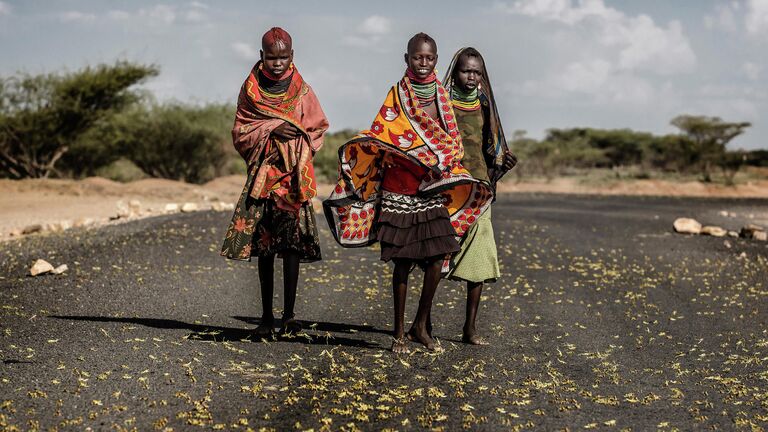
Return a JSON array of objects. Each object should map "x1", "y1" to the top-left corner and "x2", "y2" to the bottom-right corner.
[
  {"x1": 261, "y1": 27, "x2": 292, "y2": 50},
  {"x1": 407, "y1": 32, "x2": 437, "y2": 55}
]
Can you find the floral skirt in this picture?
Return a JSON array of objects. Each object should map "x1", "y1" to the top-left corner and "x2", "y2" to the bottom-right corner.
[
  {"x1": 220, "y1": 176, "x2": 321, "y2": 262},
  {"x1": 371, "y1": 191, "x2": 459, "y2": 263}
]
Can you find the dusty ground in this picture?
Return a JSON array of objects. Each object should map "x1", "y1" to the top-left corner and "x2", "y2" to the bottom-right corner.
[{"x1": 2, "y1": 176, "x2": 767, "y2": 240}]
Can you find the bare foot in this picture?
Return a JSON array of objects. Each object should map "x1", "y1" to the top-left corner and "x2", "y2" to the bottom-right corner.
[
  {"x1": 281, "y1": 317, "x2": 302, "y2": 334},
  {"x1": 407, "y1": 327, "x2": 436, "y2": 351},
  {"x1": 462, "y1": 332, "x2": 489, "y2": 346},
  {"x1": 391, "y1": 337, "x2": 410, "y2": 354},
  {"x1": 253, "y1": 317, "x2": 274, "y2": 338}
]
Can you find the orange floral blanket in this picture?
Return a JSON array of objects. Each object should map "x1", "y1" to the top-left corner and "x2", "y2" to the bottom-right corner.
[{"x1": 323, "y1": 74, "x2": 492, "y2": 252}]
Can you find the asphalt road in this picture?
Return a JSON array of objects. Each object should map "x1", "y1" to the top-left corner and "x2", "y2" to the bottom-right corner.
[{"x1": 1, "y1": 193, "x2": 767, "y2": 431}]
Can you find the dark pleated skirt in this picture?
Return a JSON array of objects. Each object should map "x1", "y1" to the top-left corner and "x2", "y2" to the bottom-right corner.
[{"x1": 372, "y1": 191, "x2": 459, "y2": 262}]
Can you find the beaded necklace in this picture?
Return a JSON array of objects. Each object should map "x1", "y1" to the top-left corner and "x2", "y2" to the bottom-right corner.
[
  {"x1": 406, "y1": 68, "x2": 437, "y2": 107},
  {"x1": 257, "y1": 68, "x2": 290, "y2": 106},
  {"x1": 411, "y1": 80, "x2": 437, "y2": 106},
  {"x1": 451, "y1": 85, "x2": 480, "y2": 111}
]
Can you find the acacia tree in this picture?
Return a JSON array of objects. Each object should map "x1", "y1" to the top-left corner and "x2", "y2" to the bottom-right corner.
[
  {"x1": 670, "y1": 115, "x2": 751, "y2": 182},
  {"x1": 0, "y1": 62, "x2": 158, "y2": 178}
]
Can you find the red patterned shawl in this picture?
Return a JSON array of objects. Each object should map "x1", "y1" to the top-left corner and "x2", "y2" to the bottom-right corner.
[{"x1": 233, "y1": 63, "x2": 328, "y2": 212}]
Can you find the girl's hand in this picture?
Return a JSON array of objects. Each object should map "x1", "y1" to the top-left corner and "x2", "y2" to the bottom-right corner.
[
  {"x1": 272, "y1": 122, "x2": 301, "y2": 140},
  {"x1": 502, "y1": 151, "x2": 518, "y2": 171},
  {"x1": 263, "y1": 150, "x2": 279, "y2": 165}
]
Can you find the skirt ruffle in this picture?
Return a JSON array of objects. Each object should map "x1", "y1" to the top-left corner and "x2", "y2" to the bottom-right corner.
[{"x1": 372, "y1": 192, "x2": 459, "y2": 261}]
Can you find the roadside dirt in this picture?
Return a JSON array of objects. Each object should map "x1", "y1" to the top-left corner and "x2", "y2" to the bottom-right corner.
[{"x1": 1, "y1": 175, "x2": 766, "y2": 239}]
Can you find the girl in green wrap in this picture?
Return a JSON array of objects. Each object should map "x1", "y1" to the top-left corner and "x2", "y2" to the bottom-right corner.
[{"x1": 443, "y1": 47, "x2": 517, "y2": 345}]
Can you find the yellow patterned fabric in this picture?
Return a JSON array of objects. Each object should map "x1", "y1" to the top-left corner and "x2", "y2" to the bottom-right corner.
[{"x1": 323, "y1": 74, "x2": 493, "y2": 272}]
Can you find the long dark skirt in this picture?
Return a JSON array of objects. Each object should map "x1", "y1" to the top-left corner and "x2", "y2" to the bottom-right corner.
[
  {"x1": 371, "y1": 191, "x2": 459, "y2": 265},
  {"x1": 221, "y1": 180, "x2": 321, "y2": 263}
]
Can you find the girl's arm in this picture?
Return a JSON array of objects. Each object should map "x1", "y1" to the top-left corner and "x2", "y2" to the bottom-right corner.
[{"x1": 301, "y1": 86, "x2": 330, "y2": 152}]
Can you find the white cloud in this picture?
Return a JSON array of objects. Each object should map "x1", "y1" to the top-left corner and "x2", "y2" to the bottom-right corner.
[
  {"x1": 0, "y1": 1, "x2": 11, "y2": 16},
  {"x1": 691, "y1": 96, "x2": 759, "y2": 120},
  {"x1": 745, "y1": 0, "x2": 768, "y2": 36},
  {"x1": 704, "y1": 1, "x2": 740, "y2": 32},
  {"x1": 358, "y1": 15, "x2": 391, "y2": 35},
  {"x1": 60, "y1": 11, "x2": 97, "y2": 23},
  {"x1": 184, "y1": 1, "x2": 209, "y2": 23},
  {"x1": 742, "y1": 61, "x2": 761, "y2": 81},
  {"x1": 499, "y1": 0, "x2": 696, "y2": 75},
  {"x1": 141, "y1": 75, "x2": 182, "y2": 101},
  {"x1": 139, "y1": 4, "x2": 176, "y2": 25},
  {"x1": 185, "y1": 9, "x2": 207, "y2": 23},
  {"x1": 231, "y1": 42, "x2": 258, "y2": 61},
  {"x1": 103, "y1": 3, "x2": 207, "y2": 25},
  {"x1": 497, "y1": 0, "x2": 621, "y2": 25},
  {"x1": 553, "y1": 59, "x2": 613, "y2": 93},
  {"x1": 107, "y1": 10, "x2": 131, "y2": 20},
  {"x1": 699, "y1": 83, "x2": 767, "y2": 100},
  {"x1": 516, "y1": 59, "x2": 658, "y2": 105},
  {"x1": 344, "y1": 15, "x2": 392, "y2": 48}
]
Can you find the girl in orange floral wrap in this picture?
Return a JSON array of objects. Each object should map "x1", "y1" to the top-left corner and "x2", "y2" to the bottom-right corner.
[
  {"x1": 221, "y1": 27, "x2": 329, "y2": 337},
  {"x1": 324, "y1": 33, "x2": 493, "y2": 353}
]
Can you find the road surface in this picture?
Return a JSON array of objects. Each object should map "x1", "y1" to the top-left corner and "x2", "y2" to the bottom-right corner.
[{"x1": 1, "y1": 194, "x2": 767, "y2": 430}]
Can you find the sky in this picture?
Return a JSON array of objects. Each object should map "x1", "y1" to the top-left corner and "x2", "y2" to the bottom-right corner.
[{"x1": 0, "y1": 0, "x2": 766, "y2": 150}]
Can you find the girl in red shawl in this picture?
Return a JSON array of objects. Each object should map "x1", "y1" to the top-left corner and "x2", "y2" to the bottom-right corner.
[{"x1": 221, "y1": 28, "x2": 329, "y2": 337}]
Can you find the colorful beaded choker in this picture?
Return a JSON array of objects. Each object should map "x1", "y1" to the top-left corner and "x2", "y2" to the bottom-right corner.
[
  {"x1": 451, "y1": 85, "x2": 480, "y2": 111},
  {"x1": 406, "y1": 68, "x2": 437, "y2": 107},
  {"x1": 412, "y1": 81, "x2": 437, "y2": 106},
  {"x1": 257, "y1": 69, "x2": 291, "y2": 105}
]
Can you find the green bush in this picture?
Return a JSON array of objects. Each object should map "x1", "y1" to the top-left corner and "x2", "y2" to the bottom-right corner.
[
  {"x1": 94, "y1": 158, "x2": 148, "y2": 182},
  {"x1": 0, "y1": 62, "x2": 158, "y2": 178},
  {"x1": 112, "y1": 103, "x2": 233, "y2": 184},
  {"x1": 313, "y1": 129, "x2": 358, "y2": 182}
]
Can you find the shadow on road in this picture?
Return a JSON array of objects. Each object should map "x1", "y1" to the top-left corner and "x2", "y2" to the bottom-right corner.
[
  {"x1": 50, "y1": 315, "x2": 381, "y2": 349},
  {"x1": 3, "y1": 359, "x2": 33, "y2": 365},
  {"x1": 232, "y1": 316, "x2": 391, "y2": 336}
]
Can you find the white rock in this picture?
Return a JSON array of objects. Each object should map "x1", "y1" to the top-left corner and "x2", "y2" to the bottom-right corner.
[
  {"x1": 727, "y1": 231, "x2": 739, "y2": 238},
  {"x1": 128, "y1": 200, "x2": 142, "y2": 216},
  {"x1": 46, "y1": 221, "x2": 72, "y2": 232},
  {"x1": 673, "y1": 218, "x2": 702, "y2": 235},
  {"x1": 212, "y1": 201, "x2": 234, "y2": 212},
  {"x1": 30, "y1": 259, "x2": 54, "y2": 276},
  {"x1": 116, "y1": 200, "x2": 130, "y2": 218},
  {"x1": 700, "y1": 226, "x2": 727, "y2": 237},
  {"x1": 164, "y1": 203, "x2": 180, "y2": 213},
  {"x1": 740, "y1": 224, "x2": 766, "y2": 239},
  {"x1": 723, "y1": 240, "x2": 732, "y2": 249},
  {"x1": 51, "y1": 264, "x2": 68, "y2": 275},
  {"x1": 73, "y1": 217, "x2": 95, "y2": 228},
  {"x1": 755, "y1": 231, "x2": 768, "y2": 241},
  {"x1": 180, "y1": 202, "x2": 198, "y2": 213},
  {"x1": 718, "y1": 210, "x2": 729, "y2": 217}
]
